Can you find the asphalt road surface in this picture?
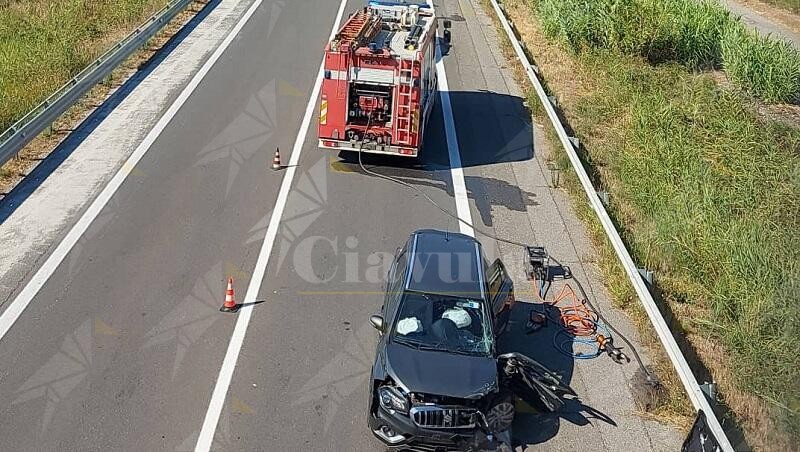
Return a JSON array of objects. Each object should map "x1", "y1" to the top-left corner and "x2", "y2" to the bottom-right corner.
[{"x1": 0, "y1": 0, "x2": 681, "y2": 450}]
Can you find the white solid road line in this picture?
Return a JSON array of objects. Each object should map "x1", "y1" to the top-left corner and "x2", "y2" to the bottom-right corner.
[
  {"x1": 435, "y1": 40, "x2": 474, "y2": 237},
  {"x1": 192, "y1": 0, "x2": 349, "y2": 449},
  {"x1": 0, "y1": 0, "x2": 268, "y2": 341}
]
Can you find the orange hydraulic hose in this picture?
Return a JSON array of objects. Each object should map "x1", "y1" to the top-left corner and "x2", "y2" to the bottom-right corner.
[{"x1": 532, "y1": 274, "x2": 598, "y2": 337}]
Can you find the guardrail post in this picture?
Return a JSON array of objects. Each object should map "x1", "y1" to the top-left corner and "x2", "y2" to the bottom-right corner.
[
  {"x1": 567, "y1": 136, "x2": 580, "y2": 149},
  {"x1": 637, "y1": 267, "x2": 654, "y2": 285},
  {"x1": 596, "y1": 190, "x2": 609, "y2": 206},
  {"x1": 547, "y1": 162, "x2": 560, "y2": 188},
  {"x1": 700, "y1": 381, "x2": 718, "y2": 402}
]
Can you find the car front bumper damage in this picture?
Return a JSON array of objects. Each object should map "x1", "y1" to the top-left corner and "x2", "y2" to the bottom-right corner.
[{"x1": 369, "y1": 404, "x2": 507, "y2": 451}]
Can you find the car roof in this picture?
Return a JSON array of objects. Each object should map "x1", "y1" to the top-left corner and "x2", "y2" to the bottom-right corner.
[{"x1": 404, "y1": 229, "x2": 485, "y2": 299}]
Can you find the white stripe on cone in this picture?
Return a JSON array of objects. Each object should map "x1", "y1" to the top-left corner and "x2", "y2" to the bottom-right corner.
[{"x1": 272, "y1": 148, "x2": 282, "y2": 170}]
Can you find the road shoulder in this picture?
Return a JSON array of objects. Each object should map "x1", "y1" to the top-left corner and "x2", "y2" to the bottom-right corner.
[{"x1": 439, "y1": 0, "x2": 684, "y2": 449}]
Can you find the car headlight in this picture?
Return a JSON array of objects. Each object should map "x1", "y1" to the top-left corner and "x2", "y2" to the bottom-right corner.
[{"x1": 378, "y1": 386, "x2": 409, "y2": 413}]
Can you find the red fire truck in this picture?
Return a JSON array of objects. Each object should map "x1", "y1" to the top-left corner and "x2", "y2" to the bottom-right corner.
[{"x1": 318, "y1": 1, "x2": 443, "y2": 157}]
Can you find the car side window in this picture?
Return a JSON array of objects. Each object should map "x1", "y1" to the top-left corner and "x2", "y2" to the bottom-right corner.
[
  {"x1": 487, "y1": 259, "x2": 510, "y2": 314},
  {"x1": 385, "y1": 250, "x2": 407, "y2": 317},
  {"x1": 487, "y1": 259, "x2": 505, "y2": 301}
]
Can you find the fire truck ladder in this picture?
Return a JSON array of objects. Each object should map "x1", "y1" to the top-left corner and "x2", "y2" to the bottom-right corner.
[
  {"x1": 335, "y1": 51, "x2": 348, "y2": 100},
  {"x1": 396, "y1": 57, "x2": 416, "y2": 145},
  {"x1": 334, "y1": 10, "x2": 381, "y2": 100},
  {"x1": 337, "y1": 10, "x2": 377, "y2": 47}
]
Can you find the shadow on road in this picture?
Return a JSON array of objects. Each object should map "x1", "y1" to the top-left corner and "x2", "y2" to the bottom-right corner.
[
  {"x1": 332, "y1": 89, "x2": 536, "y2": 227},
  {"x1": 424, "y1": 90, "x2": 534, "y2": 169},
  {"x1": 331, "y1": 157, "x2": 539, "y2": 228}
]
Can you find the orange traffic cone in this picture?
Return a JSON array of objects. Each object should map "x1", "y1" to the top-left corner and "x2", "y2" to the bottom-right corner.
[
  {"x1": 271, "y1": 147, "x2": 282, "y2": 171},
  {"x1": 220, "y1": 277, "x2": 238, "y2": 312}
]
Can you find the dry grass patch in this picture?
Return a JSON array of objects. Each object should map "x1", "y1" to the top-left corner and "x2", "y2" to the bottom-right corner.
[{"x1": 741, "y1": 0, "x2": 800, "y2": 16}]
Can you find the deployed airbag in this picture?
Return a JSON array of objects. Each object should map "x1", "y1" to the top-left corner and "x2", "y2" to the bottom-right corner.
[
  {"x1": 397, "y1": 317, "x2": 423, "y2": 335},
  {"x1": 442, "y1": 307, "x2": 472, "y2": 328}
]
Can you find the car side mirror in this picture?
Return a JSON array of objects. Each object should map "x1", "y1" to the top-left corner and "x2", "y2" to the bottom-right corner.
[{"x1": 370, "y1": 315, "x2": 385, "y2": 333}]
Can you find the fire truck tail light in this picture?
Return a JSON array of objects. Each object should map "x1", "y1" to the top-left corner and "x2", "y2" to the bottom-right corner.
[
  {"x1": 399, "y1": 148, "x2": 414, "y2": 155},
  {"x1": 323, "y1": 141, "x2": 338, "y2": 147}
]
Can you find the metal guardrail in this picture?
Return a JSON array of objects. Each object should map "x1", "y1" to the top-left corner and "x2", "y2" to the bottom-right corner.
[
  {"x1": 0, "y1": 0, "x2": 196, "y2": 168},
  {"x1": 486, "y1": 0, "x2": 735, "y2": 450}
]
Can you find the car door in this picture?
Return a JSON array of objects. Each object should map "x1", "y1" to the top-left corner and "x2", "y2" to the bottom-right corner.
[
  {"x1": 368, "y1": 247, "x2": 408, "y2": 416},
  {"x1": 497, "y1": 352, "x2": 576, "y2": 412},
  {"x1": 486, "y1": 258, "x2": 514, "y2": 335}
]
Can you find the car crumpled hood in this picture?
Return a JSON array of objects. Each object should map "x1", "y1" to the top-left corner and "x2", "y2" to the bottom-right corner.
[{"x1": 384, "y1": 342, "x2": 498, "y2": 399}]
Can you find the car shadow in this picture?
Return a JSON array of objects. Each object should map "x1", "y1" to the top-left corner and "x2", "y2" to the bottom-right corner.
[
  {"x1": 497, "y1": 300, "x2": 617, "y2": 447},
  {"x1": 0, "y1": 0, "x2": 222, "y2": 223}
]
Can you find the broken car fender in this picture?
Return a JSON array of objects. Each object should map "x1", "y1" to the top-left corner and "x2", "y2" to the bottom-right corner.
[{"x1": 497, "y1": 352, "x2": 576, "y2": 412}]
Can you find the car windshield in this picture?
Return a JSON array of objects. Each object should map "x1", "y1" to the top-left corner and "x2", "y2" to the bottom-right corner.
[{"x1": 391, "y1": 292, "x2": 492, "y2": 356}]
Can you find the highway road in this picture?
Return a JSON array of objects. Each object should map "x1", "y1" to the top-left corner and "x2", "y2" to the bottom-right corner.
[{"x1": 0, "y1": 0, "x2": 681, "y2": 450}]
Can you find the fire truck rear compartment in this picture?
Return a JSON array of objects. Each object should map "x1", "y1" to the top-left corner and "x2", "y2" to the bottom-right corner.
[
  {"x1": 346, "y1": 83, "x2": 394, "y2": 144},
  {"x1": 318, "y1": 2, "x2": 437, "y2": 156}
]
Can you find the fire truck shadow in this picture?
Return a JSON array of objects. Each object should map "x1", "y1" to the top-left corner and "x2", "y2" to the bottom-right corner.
[
  {"x1": 497, "y1": 301, "x2": 617, "y2": 447},
  {"x1": 332, "y1": 88, "x2": 537, "y2": 223},
  {"x1": 423, "y1": 90, "x2": 535, "y2": 169},
  {"x1": 332, "y1": 156, "x2": 538, "y2": 225}
]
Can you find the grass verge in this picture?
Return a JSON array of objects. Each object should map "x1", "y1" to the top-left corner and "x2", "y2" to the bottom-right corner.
[
  {"x1": 722, "y1": 24, "x2": 800, "y2": 103},
  {"x1": 493, "y1": 0, "x2": 800, "y2": 449},
  {"x1": 0, "y1": 0, "x2": 171, "y2": 132},
  {"x1": 0, "y1": 0, "x2": 205, "y2": 197}
]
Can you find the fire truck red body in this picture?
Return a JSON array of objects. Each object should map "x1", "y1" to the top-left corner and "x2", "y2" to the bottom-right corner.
[{"x1": 318, "y1": 2, "x2": 438, "y2": 157}]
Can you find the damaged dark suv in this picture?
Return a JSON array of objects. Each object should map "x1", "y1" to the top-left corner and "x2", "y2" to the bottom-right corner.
[{"x1": 368, "y1": 229, "x2": 574, "y2": 451}]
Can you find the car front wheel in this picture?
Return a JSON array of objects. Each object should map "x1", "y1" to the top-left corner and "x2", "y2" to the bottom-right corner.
[{"x1": 484, "y1": 392, "x2": 515, "y2": 433}]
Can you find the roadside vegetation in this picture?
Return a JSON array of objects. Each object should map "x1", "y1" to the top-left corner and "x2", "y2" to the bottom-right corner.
[
  {"x1": 721, "y1": 24, "x2": 800, "y2": 103},
  {"x1": 535, "y1": 0, "x2": 799, "y2": 103},
  {"x1": 496, "y1": 0, "x2": 800, "y2": 449},
  {"x1": 761, "y1": 0, "x2": 800, "y2": 14},
  {"x1": 0, "y1": 0, "x2": 170, "y2": 133}
]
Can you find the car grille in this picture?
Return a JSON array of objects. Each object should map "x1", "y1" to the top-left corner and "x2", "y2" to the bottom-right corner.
[{"x1": 410, "y1": 405, "x2": 477, "y2": 429}]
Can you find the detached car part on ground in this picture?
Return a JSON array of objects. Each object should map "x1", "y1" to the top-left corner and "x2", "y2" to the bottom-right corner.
[{"x1": 367, "y1": 230, "x2": 575, "y2": 451}]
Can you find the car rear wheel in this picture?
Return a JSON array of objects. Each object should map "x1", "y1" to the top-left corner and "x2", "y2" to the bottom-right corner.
[{"x1": 485, "y1": 392, "x2": 515, "y2": 433}]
